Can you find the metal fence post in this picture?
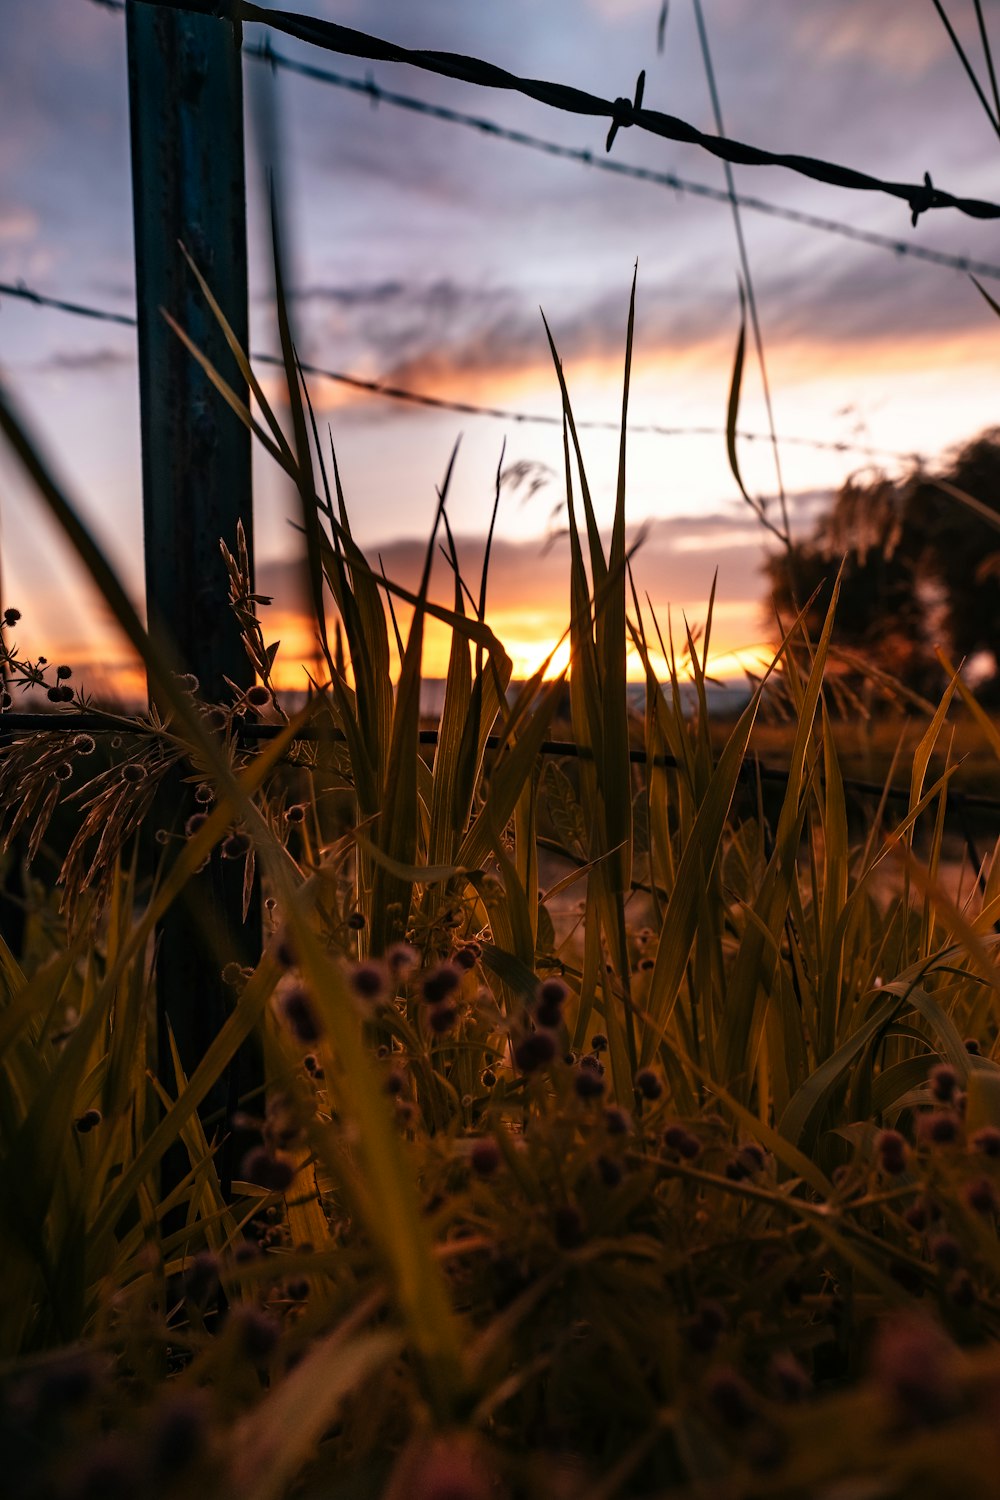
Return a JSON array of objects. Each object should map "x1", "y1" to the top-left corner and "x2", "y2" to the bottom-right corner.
[{"x1": 125, "y1": 0, "x2": 260, "y2": 1175}]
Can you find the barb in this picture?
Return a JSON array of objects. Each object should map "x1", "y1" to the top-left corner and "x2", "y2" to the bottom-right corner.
[
  {"x1": 131, "y1": 0, "x2": 1000, "y2": 224},
  {"x1": 88, "y1": 4, "x2": 1000, "y2": 284},
  {"x1": 1, "y1": 277, "x2": 923, "y2": 464}
]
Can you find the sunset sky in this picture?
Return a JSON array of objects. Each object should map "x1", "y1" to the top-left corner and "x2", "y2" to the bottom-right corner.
[{"x1": 1, "y1": 0, "x2": 999, "y2": 695}]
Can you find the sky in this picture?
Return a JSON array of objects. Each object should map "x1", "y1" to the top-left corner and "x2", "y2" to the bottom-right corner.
[{"x1": 1, "y1": 0, "x2": 999, "y2": 695}]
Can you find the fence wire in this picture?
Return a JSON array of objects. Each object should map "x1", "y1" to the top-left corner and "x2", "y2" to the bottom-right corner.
[
  {"x1": 141, "y1": 0, "x2": 1000, "y2": 226},
  {"x1": 0, "y1": 278, "x2": 924, "y2": 465},
  {"x1": 92, "y1": 1, "x2": 1000, "y2": 283}
]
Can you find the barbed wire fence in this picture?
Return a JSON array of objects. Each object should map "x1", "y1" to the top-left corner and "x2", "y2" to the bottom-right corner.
[{"x1": 0, "y1": 276, "x2": 925, "y2": 465}]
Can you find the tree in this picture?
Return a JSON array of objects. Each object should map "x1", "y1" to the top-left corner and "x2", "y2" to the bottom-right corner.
[{"x1": 764, "y1": 428, "x2": 1000, "y2": 700}]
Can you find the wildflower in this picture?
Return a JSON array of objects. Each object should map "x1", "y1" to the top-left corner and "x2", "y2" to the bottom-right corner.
[
  {"x1": 578, "y1": 1052, "x2": 604, "y2": 1074},
  {"x1": 285, "y1": 803, "x2": 306, "y2": 824},
  {"x1": 229, "y1": 1304, "x2": 279, "y2": 1359},
  {"x1": 222, "y1": 831, "x2": 251, "y2": 859},
  {"x1": 919, "y1": 1111, "x2": 960, "y2": 1146},
  {"x1": 929, "y1": 1233, "x2": 961, "y2": 1269},
  {"x1": 349, "y1": 961, "x2": 386, "y2": 1003},
  {"x1": 280, "y1": 984, "x2": 322, "y2": 1044},
  {"x1": 74, "y1": 1108, "x2": 102, "y2": 1134},
  {"x1": 513, "y1": 1029, "x2": 557, "y2": 1073},
  {"x1": 183, "y1": 1250, "x2": 219, "y2": 1305},
  {"x1": 904, "y1": 1201, "x2": 928, "y2": 1232},
  {"x1": 876, "y1": 1128, "x2": 908, "y2": 1174},
  {"x1": 3, "y1": 608, "x2": 21, "y2": 626},
  {"x1": 386, "y1": 942, "x2": 419, "y2": 978},
  {"x1": 453, "y1": 944, "x2": 478, "y2": 971},
  {"x1": 149, "y1": 1392, "x2": 208, "y2": 1477},
  {"x1": 964, "y1": 1177, "x2": 997, "y2": 1214},
  {"x1": 195, "y1": 782, "x2": 213, "y2": 804},
  {"x1": 56, "y1": 664, "x2": 72, "y2": 680},
  {"x1": 930, "y1": 1063, "x2": 960, "y2": 1102},
  {"x1": 705, "y1": 1366, "x2": 755, "y2": 1429},
  {"x1": 971, "y1": 1126, "x2": 1000, "y2": 1157},
  {"x1": 121, "y1": 762, "x2": 147, "y2": 782},
  {"x1": 241, "y1": 1147, "x2": 295, "y2": 1193},
  {"x1": 470, "y1": 1137, "x2": 502, "y2": 1177},
  {"x1": 427, "y1": 1000, "x2": 459, "y2": 1034},
  {"x1": 422, "y1": 963, "x2": 461, "y2": 1004},
  {"x1": 73, "y1": 734, "x2": 96, "y2": 755},
  {"x1": 635, "y1": 1067, "x2": 663, "y2": 1101},
  {"x1": 590, "y1": 1032, "x2": 608, "y2": 1052},
  {"x1": 870, "y1": 1313, "x2": 961, "y2": 1427},
  {"x1": 596, "y1": 1154, "x2": 622, "y2": 1187},
  {"x1": 35, "y1": 1351, "x2": 102, "y2": 1410},
  {"x1": 53, "y1": 762, "x2": 73, "y2": 781},
  {"x1": 574, "y1": 1067, "x2": 606, "y2": 1101}
]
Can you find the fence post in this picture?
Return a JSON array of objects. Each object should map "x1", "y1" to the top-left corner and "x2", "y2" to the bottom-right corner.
[{"x1": 125, "y1": 0, "x2": 260, "y2": 1175}]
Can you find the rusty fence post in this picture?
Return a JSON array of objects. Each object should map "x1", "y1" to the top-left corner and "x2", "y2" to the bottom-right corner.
[{"x1": 125, "y1": 0, "x2": 260, "y2": 1185}]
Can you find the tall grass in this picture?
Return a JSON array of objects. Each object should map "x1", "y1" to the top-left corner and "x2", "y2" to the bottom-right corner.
[{"x1": 4, "y1": 256, "x2": 1000, "y2": 1496}]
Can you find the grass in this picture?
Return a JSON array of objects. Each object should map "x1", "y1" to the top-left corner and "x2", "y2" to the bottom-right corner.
[{"x1": 5, "y1": 261, "x2": 1000, "y2": 1498}]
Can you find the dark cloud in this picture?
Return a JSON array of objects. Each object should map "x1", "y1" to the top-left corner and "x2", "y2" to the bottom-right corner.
[{"x1": 31, "y1": 346, "x2": 134, "y2": 374}]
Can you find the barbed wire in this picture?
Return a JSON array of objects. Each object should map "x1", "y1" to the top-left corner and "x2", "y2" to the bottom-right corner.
[
  {"x1": 141, "y1": 0, "x2": 1000, "y2": 226},
  {"x1": 0, "y1": 276, "x2": 923, "y2": 464},
  {"x1": 90, "y1": 1, "x2": 1000, "y2": 283},
  {"x1": 5, "y1": 710, "x2": 1000, "y2": 826}
]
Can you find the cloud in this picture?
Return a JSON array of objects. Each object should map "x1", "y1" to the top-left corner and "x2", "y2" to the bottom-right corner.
[
  {"x1": 790, "y1": 5, "x2": 950, "y2": 80},
  {"x1": 0, "y1": 206, "x2": 38, "y2": 243},
  {"x1": 30, "y1": 346, "x2": 134, "y2": 375}
]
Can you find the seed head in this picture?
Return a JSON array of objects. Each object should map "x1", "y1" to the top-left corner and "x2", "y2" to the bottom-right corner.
[
  {"x1": 919, "y1": 1111, "x2": 960, "y2": 1146},
  {"x1": 73, "y1": 733, "x2": 96, "y2": 755},
  {"x1": 74, "y1": 1108, "x2": 102, "y2": 1134},
  {"x1": 53, "y1": 761, "x2": 73, "y2": 781},
  {"x1": 481, "y1": 1067, "x2": 497, "y2": 1088},
  {"x1": 877, "y1": 1128, "x2": 908, "y2": 1173},
  {"x1": 121, "y1": 762, "x2": 147, "y2": 782},
  {"x1": 346, "y1": 909, "x2": 366, "y2": 931},
  {"x1": 241, "y1": 1147, "x2": 295, "y2": 1194},
  {"x1": 349, "y1": 961, "x2": 386, "y2": 1003},
  {"x1": 929, "y1": 1233, "x2": 961, "y2": 1269},
  {"x1": 423, "y1": 964, "x2": 462, "y2": 1004},
  {"x1": 964, "y1": 1177, "x2": 997, "y2": 1214},
  {"x1": 964, "y1": 1037, "x2": 982, "y2": 1055},
  {"x1": 246, "y1": 685, "x2": 270, "y2": 707},
  {"x1": 149, "y1": 1391, "x2": 208, "y2": 1476},
  {"x1": 183, "y1": 1250, "x2": 219, "y2": 1305},
  {"x1": 513, "y1": 1029, "x2": 557, "y2": 1073},
  {"x1": 453, "y1": 944, "x2": 478, "y2": 971},
  {"x1": 470, "y1": 1137, "x2": 502, "y2": 1177},
  {"x1": 930, "y1": 1063, "x2": 960, "y2": 1102},
  {"x1": 3, "y1": 608, "x2": 21, "y2": 627},
  {"x1": 185, "y1": 812, "x2": 208, "y2": 838},
  {"x1": 635, "y1": 1067, "x2": 663, "y2": 1101},
  {"x1": 230, "y1": 1304, "x2": 279, "y2": 1360},
  {"x1": 971, "y1": 1126, "x2": 1000, "y2": 1157},
  {"x1": 222, "y1": 831, "x2": 251, "y2": 859},
  {"x1": 574, "y1": 1066, "x2": 605, "y2": 1100},
  {"x1": 428, "y1": 1000, "x2": 459, "y2": 1035},
  {"x1": 870, "y1": 1313, "x2": 961, "y2": 1427},
  {"x1": 56, "y1": 664, "x2": 72, "y2": 680},
  {"x1": 280, "y1": 984, "x2": 322, "y2": 1044},
  {"x1": 603, "y1": 1106, "x2": 632, "y2": 1136},
  {"x1": 387, "y1": 942, "x2": 418, "y2": 977},
  {"x1": 596, "y1": 1154, "x2": 622, "y2": 1187},
  {"x1": 285, "y1": 803, "x2": 306, "y2": 824}
]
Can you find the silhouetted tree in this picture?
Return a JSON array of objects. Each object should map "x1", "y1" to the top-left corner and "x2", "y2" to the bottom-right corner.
[{"x1": 766, "y1": 429, "x2": 1000, "y2": 697}]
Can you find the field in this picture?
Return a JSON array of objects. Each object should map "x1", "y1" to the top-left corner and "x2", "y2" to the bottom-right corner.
[{"x1": 5, "y1": 265, "x2": 1000, "y2": 1500}]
